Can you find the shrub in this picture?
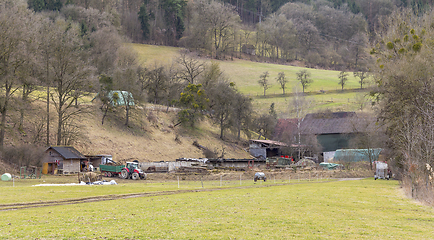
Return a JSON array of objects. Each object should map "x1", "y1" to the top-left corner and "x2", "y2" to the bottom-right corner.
[{"x1": 2, "y1": 144, "x2": 44, "y2": 167}]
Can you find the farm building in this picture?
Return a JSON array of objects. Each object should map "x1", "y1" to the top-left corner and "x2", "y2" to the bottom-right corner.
[
  {"x1": 43, "y1": 146, "x2": 87, "y2": 174},
  {"x1": 333, "y1": 148, "x2": 383, "y2": 162},
  {"x1": 249, "y1": 139, "x2": 288, "y2": 158},
  {"x1": 92, "y1": 90, "x2": 134, "y2": 106},
  {"x1": 85, "y1": 154, "x2": 112, "y2": 171},
  {"x1": 206, "y1": 158, "x2": 266, "y2": 169},
  {"x1": 108, "y1": 90, "x2": 134, "y2": 106},
  {"x1": 299, "y1": 112, "x2": 379, "y2": 152}
]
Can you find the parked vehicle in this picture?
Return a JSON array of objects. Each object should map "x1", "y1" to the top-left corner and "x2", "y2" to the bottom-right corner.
[
  {"x1": 254, "y1": 172, "x2": 266, "y2": 182},
  {"x1": 374, "y1": 161, "x2": 390, "y2": 180},
  {"x1": 99, "y1": 164, "x2": 125, "y2": 177},
  {"x1": 120, "y1": 161, "x2": 147, "y2": 180}
]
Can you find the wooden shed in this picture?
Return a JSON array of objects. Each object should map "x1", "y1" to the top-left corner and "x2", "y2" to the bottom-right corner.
[
  {"x1": 85, "y1": 154, "x2": 112, "y2": 171},
  {"x1": 43, "y1": 146, "x2": 87, "y2": 175},
  {"x1": 249, "y1": 139, "x2": 288, "y2": 159}
]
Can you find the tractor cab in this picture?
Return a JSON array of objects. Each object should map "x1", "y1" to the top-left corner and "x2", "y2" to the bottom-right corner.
[
  {"x1": 121, "y1": 161, "x2": 146, "y2": 180},
  {"x1": 126, "y1": 162, "x2": 139, "y2": 172}
]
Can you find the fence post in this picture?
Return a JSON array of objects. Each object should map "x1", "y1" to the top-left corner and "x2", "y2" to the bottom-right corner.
[
  {"x1": 240, "y1": 174, "x2": 242, "y2": 186},
  {"x1": 178, "y1": 176, "x2": 180, "y2": 189},
  {"x1": 220, "y1": 175, "x2": 222, "y2": 187}
]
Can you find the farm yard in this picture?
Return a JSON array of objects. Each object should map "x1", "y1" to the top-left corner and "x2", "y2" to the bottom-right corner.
[{"x1": 1, "y1": 173, "x2": 433, "y2": 239}]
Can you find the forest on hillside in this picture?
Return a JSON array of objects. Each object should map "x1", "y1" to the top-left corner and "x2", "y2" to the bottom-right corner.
[{"x1": 27, "y1": 0, "x2": 434, "y2": 70}]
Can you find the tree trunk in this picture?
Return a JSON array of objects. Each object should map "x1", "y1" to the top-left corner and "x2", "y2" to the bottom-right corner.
[
  {"x1": 0, "y1": 86, "x2": 11, "y2": 150},
  {"x1": 101, "y1": 105, "x2": 109, "y2": 125},
  {"x1": 125, "y1": 104, "x2": 130, "y2": 126},
  {"x1": 0, "y1": 106, "x2": 6, "y2": 150},
  {"x1": 57, "y1": 110, "x2": 62, "y2": 145},
  {"x1": 237, "y1": 118, "x2": 241, "y2": 140},
  {"x1": 220, "y1": 114, "x2": 224, "y2": 139},
  {"x1": 19, "y1": 86, "x2": 26, "y2": 130}
]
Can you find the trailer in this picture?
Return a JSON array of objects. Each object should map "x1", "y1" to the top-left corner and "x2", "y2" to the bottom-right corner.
[{"x1": 99, "y1": 164, "x2": 125, "y2": 177}]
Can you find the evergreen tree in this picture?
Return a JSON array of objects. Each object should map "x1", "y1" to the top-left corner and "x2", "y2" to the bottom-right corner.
[{"x1": 138, "y1": 3, "x2": 150, "y2": 40}]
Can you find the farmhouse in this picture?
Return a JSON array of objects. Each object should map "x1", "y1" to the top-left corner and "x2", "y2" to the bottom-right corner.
[{"x1": 42, "y1": 146, "x2": 87, "y2": 175}]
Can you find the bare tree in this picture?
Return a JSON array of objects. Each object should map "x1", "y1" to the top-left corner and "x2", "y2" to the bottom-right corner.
[
  {"x1": 177, "y1": 51, "x2": 205, "y2": 84},
  {"x1": 140, "y1": 64, "x2": 169, "y2": 104},
  {"x1": 48, "y1": 19, "x2": 96, "y2": 145},
  {"x1": 354, "y1": 70, "x2": 369, "y2": 89},
  {"x1": 232, "y1": 91, "x2": 253, "y2": 140},
  {"x1": 296, "y1": 69, "x2": 312, "y2": 93},
  {"x1": 0, "y1": 3, "x2": 35, "y2": 149},
  {"x1": 338, "y1": 70, "x2": 349, "y2": 90},
  {"x1": 184, "y1": 0, "x2": 240, "y2": 59},
  {"x1": 254, "y1": 110, "x2": 277, "y2": 140},
  {"x1": 209, "y1": 81, "x2": 235, "y2": 139},
  {"x1": 276, "y1": 72, "x2": 288, "y2": 95},
  {"x1": 258, "y1": 71, "x2": 271, "y2": 96}
]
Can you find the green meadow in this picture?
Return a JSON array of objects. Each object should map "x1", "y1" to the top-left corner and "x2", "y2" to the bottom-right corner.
[
  {"x1": 130, "y1": 43, "x2": 374, "y2": 116},
  {"x1": 1, "y1": 178, "x2": 433, "y2": 239}
]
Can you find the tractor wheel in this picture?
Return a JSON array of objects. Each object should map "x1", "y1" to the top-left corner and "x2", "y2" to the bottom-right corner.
[
  {"x1": 254, "y1": 177, "x2": 258, "y2": 182},
  {"x1": 131, "y1": 172, "x2": 139, "y2": 180},
  {"x1": 121, "y1": 169, "x2": 129, "y2": 179},
  {"x1": 141, "y1": 173, "x2": 147, "y2": 180},
  {"x1": 106, "y1": 172, "x2": 112, "y2": 178},
  {"x1": 264, "y1": 178, "x2": 267, "y2": 182}
]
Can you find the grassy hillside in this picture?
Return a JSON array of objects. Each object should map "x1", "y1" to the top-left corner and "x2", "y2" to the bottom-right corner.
[
  {"x1": 129, "y1": 43, "x2": 375, "y2": 117},
  {"x1": 1, "y1": 99, "x2": 251, "y2": 165},
  {"x1": 76, "y1": 104, "x2": 252, "y2": 162}
]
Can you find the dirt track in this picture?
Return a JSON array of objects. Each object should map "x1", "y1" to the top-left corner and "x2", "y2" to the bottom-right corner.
[{"x1": 0, "y1": 178, "x2": 361, "y2": 212}]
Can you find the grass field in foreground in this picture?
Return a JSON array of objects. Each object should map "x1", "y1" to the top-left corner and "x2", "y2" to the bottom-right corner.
[
  {"x1": 1, "y1": 179, "x2": 433, "y2": 239},
  {"x1": 0, "y1": 174, "x2": 329, "y2": 204}
]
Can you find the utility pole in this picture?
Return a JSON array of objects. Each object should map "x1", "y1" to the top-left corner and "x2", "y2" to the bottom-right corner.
[{"x1": 46, "y1": 54, "x2": 50, "y2": 147}]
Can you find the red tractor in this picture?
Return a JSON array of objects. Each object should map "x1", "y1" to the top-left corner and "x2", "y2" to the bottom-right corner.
[{"x1": 120, "y1": 161, "x2": 147, "y2": 180}]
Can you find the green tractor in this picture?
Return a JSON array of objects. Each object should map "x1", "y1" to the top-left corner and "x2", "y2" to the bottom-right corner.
[{"x1": 120, "y1": 161, "x2": 147, "y2": 180}]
